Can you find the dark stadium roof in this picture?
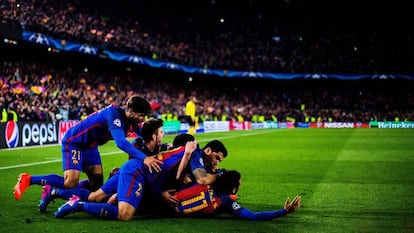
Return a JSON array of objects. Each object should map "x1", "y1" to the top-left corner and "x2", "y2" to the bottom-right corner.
[{"x1": 82, "y1": 0, "x2": 410, "y2": 32}]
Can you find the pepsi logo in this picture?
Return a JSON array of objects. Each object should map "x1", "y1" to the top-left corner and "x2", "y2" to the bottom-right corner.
[{"x1": 5, "y1": 121, "x2": 19, "y2": 148}]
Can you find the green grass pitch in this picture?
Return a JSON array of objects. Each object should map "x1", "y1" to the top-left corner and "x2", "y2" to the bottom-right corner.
[{"x1": 1, "y1": 128, "x2": 413, "y2": 233}]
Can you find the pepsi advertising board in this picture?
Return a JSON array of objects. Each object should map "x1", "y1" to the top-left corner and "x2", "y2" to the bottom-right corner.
[{"x1": 1, "y1": 121, "x2": 58, "y2": 149}]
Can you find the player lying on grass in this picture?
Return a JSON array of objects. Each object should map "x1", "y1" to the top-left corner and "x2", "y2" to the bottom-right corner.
[
  {"x1": 53, "y1": 167, "x2": 301, "y2": 220},
  {"x1": 166, "y1": 169, "x2": 301, "y2": 220},
  {"x1": 52, "y1": 135, "x2": 228, "y2": 220},
  {"x1": 13, "y1": 96, "x2": 163, "y2": 201},
  {"x1": 141, "y1": 133, "x2": 301, "y2": 220},
  {"x1": 142, "y1": 140, "x2": 301, "y2": 220}
]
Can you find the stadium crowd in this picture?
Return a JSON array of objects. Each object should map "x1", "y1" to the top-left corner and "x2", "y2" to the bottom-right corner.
[
  {"x1": 1, "y1": 0, "x2": 412, "y2": 74},
  {"x1": 1, "y1": 59, "x2": 413, "y2": 123},
  {"x1": 1, "y1": 0, "x2": 413, "y2": 123}
]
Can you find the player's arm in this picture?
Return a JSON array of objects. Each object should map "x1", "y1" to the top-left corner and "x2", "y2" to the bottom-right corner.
[
  {"x1": 227, "y1": 198, "x2": 286, "y2": 220},
  {"x1": 111, "y1": 129, "x2": 146, "y2": 160},
  {"x1": 234, "y1": 206, "x2": 287, "y2": 220},
  {"x1": 111, "y1": 129, "x2": 162, "y2": 172},
  {"x1": 105, "y1": 108, "x2": 147, "y2": 161},
  {"x1": 160, "y1": 142, "x2": 173, "y2": 151},
  {"x1": 176, "y1": 141, "x2": 198, "y2": 180},
  {"x1": 192, "y1": 168, "x2": 218, "y2": 185},
  {"x1": 228, "y1": 195, "x2": 301, "y2": 220}
]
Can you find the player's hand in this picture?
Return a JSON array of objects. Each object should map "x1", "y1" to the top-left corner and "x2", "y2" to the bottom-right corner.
[
  {"x1": 185, "y1": 140, "x2": 197, "y2": 154},
  {"x1": 166, "y1": 143, "x2": 173, "y2": 150},
  {"x1": 176, "y1": 173, "x2": 193, "y2": 185},
  {"x1": 176, "y1": 141, "x2": 198, "y2": 179},
  {"x1": 284, "y1": 195, "x2": 301, "y2": 213},
  {"x1": 161, "y1": 189, "x2": 178, "y2": 206},
  {"x1": 144, "y1": 156, "x2": 163, "y2": 173},
  {"x1": 107, "y1": 193, "x2": 118, "y2": 204},
  {"x1": 182, "y1": 175, "x2": 193, "y2": 184}
]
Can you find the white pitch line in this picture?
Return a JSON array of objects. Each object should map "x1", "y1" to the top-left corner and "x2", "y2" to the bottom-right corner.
[
  {"x1": 0, "y1": 129, "x2": 278, "y2": 170},
  {"x1": 0, "y1": 151, "x2": 124, "y2": 170}
]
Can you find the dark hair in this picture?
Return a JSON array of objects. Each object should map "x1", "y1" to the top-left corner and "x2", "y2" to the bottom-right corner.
[
  {"x1": 203, "y1": 140, "x2": 227, "y2": 158},
  {"x1": 172, "y1": 133, "x2": 195, "y2": 148},
  {"x1": 126, "y1": 95, "x2": 151, "y2": 114},
  {"x1": 140, "y1": 118, "x2": 163, "y2": 142},
  {"x1": 215, "y1": 170, "x2": 241, "y2": 194}
]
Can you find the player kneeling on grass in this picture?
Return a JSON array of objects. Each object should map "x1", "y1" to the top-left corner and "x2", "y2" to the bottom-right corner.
[
  {"x1": 39, "y1": 134, "x2": 193, "y2": 214},
  {"x1": 39, "y1": 118, "x2": 167, "y2": 214},
  {"x1": 13, "y1": 96, "x2": 162, "y2": 201}
]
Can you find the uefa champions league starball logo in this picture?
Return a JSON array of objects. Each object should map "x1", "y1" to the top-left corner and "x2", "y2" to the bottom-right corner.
[
  {"x1": 79, "y1": 45, "x2": 97, "y2": 55},
  {"x1": 128, "y1": 56, "x2": 144, "y2": 64},
  {"x1": 28, "y1": 33, "x2": 50, "y2": 45},
  {"x1": 5, "y1": 121, "x2": 19, "y2": 148}
]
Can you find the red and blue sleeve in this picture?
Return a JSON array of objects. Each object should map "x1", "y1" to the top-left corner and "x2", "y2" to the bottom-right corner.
[
  {"x1": 235, "y1": 207, "x2": 287, "y2": 220},
  {"x1": 106, "y1": 107, "x2": 146, "y2": 161},
  {"x1": 224, "y1": 196, "x2": 287, "y2": 220},
  {"x1": 112, "y1": 129, "x2": 147, "y2": 161}
]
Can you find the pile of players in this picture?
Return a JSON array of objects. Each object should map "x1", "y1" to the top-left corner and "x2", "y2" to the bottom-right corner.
[{"x1": 13, "y1": 95, "x2": 301, "y2": 221}]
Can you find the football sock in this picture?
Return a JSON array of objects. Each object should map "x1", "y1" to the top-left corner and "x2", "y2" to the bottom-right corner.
[
  {"x1": 77, "y1": 179, "x2": 89, "y2": 189},
  {"x1": 31, "y1": 174, "x2": 65, "y2": 188},
  {"x1": 58, "y1": 188, "x2": 91, "y2": 200},
  {"x1": 82, "y1": 203, "x2": 118, "y2": 220}
]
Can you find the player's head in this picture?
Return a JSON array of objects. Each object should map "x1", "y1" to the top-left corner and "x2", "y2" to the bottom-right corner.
[
  {"x1": 140, "y1": 118, "x2": 164, "y2": 145},
  {"x1": 202, "y1": 140, "x2": 227, "y2": 172},
  {"x1": 172, "y1": 133, "x2": 195, "y2": 148},
  {"x1": 108, "y1": 167, "x2": 120, "y2": 178},
  {"x1": 203, "y1": 140, "x2": 227, "y2": 157},
  {"x1": 215, "y1": 169, "x2": 241, "y2": 195},
  {"x1": 126, "y1": 95, "x2": 151, "y2": 124}
]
